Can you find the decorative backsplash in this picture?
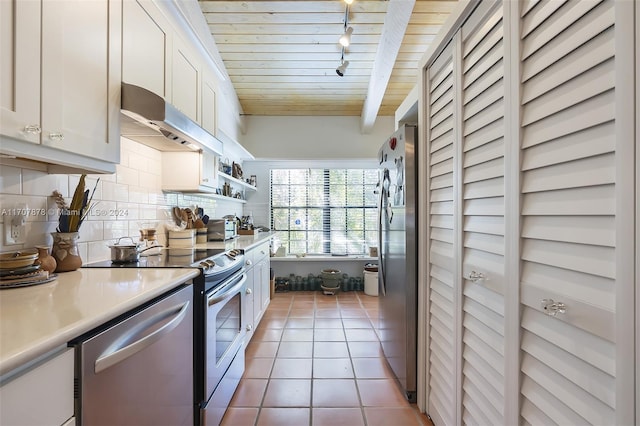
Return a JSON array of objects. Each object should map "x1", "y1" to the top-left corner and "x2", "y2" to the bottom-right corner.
[{"x1": 0, "y1": 138, "x2": 225, "y2": 263}]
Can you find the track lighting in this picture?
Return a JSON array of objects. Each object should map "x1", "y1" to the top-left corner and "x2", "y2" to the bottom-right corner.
[
  {"x1": 336, "y1": 50, "x2": 349, "y2": 76},
  {"x1": 339, "y1": 26, "x2": 353, "y2": 47}
]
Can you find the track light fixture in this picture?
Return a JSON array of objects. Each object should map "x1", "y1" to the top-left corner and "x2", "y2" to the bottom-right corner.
[
  {"x1": 336, "y1": 49, "x2": 349, "y2": 76},
  {"x1": 339, "y1": 26, "x2": 353, "y2": 47},
  {"x1": 336, "y1": 1, "x2": 353, "y2": 76}
]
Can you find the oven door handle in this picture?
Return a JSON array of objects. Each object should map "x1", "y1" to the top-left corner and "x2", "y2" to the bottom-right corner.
[
  {"x1": 208, "y1": 274, "x2": 247, "y2": 306},
  {"x1": 94, "y1": 301, "x2": 190, "y2": 374}
]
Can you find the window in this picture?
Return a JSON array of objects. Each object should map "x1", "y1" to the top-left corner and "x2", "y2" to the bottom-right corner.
[{"x1": 270, "y1": 168, "x2": 378, "y2": 255}]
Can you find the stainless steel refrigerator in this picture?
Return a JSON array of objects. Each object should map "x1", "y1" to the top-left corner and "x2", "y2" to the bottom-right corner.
[{"x1": 377, "y1": 123, "x2": 417, "y2": 402}]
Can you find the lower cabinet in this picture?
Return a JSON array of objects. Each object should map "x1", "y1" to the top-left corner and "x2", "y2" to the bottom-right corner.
[
  {"x1": 243, "y1": 241, "x2": 271, "y2": 342},
  {"x1": 0, "y1": 347, "x2": 74, "y2": 426}
]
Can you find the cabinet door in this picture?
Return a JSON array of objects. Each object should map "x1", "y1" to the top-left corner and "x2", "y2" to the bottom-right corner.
[
  {"x1": 0, "y1": 0, "x2": 40, "y2": 143},
  {"x1": 259, "y1": 259, "x2": 271, "y2": 312},
  {"x1": 41, "y1": 0, "x2": 120, "y2": 163},
  {"x1": 172, "y1": 36, "x2": 199, "y2": 122},
  {"x1": 122, "y1": 0, "x2": 170, "y2": 98},
  {"x1": 425, "y1": 41, "x2": 457, "y2": 426},
  {"x1": 459, "y1": 2, "x2": 506, "y2": 424},
  {"x1": 201, "y1": 73, "x2": 217, "y2": 136},
  {"x1": 518, "y1": 0, "x2": 634, "y2": 424},
  {"x1": 201, "y1": 150, "x2": 218, "y2": 190},
  {"x1": 244, "y1": 266, "x2": 255, "y2": 341}
]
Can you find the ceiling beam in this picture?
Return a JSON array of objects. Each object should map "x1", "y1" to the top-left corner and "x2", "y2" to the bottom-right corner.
[{"x1": 360, "y1": 0, "x2": 415, "y2": 133}]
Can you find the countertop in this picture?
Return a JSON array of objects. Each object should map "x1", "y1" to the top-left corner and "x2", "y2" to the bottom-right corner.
[{"x1": 0, "y1": 268, "x2": 199, "y2": 376}]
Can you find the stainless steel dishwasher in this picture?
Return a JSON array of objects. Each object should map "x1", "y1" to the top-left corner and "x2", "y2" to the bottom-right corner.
[{"x1": 72, "y1": 285, "x2": 193, "y2": 425}]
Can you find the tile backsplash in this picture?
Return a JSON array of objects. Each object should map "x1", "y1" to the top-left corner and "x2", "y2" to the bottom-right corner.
[{"x1": 0, "y1": 138, "x2": 225, "y2": 263}]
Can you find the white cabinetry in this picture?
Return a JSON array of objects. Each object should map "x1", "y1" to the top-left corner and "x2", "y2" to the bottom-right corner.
[
  {"x1": 0, "y1": 0, "x2": 121, "y2": 173},
  {"x1": 122, "y1": 0, "x2": 171, "y2": 99},
  {"x1": 243, "y1": 241, "x2": 271, "y2": 342},
  {"x1": 201, "y1": 72, "x2": 217, "y2": 137},
  {"x1": 0, "y1": 347, "x2": 74, "y2": 426},
  {"x1": 161, "y1": 150, "x2": 218, "y2": 193},
  {"x1": 421, "y1": 0, "x2": 637, "y2": 424},
  {"x1": 172, "y1": 35, "x2": 200, "y2": 123}
]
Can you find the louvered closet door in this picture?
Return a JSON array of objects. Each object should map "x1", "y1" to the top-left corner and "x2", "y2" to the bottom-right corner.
[
  {"x1": 459, "y1": 2, "x2": 506, "y2": 424},
  {"x1": 426, "y1": 41, "x2": 456, "y2": 426},
  {"x1": 519, "y1": 0, "x2": 635, "y2": 424}
]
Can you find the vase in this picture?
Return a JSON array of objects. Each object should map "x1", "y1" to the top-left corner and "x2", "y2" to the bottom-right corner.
[
  {"x1": 51, "y1": 232, "x2": 82, "y2": 272},
  {"x1": 34, "y1": 245, "x2": 57, "y2": 274}
]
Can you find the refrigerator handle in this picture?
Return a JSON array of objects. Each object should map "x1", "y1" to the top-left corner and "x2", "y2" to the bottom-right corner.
[{"x1": 378, "y1": 186, "x2": 386, "y2": 297}]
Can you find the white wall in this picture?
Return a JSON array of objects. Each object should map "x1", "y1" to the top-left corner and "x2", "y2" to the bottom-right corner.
[{"x1": 241, "y1": 116, "x2": 394, "y2": 160}]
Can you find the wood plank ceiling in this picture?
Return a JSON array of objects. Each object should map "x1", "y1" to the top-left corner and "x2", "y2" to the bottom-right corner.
[{"x1": 198, "y1": 0, "x2": 457, "y2": 122}]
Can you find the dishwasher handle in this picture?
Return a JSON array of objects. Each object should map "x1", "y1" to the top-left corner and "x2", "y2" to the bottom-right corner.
[{"x1": 94, "y1": 301, "x2": 190, "y2": 374}]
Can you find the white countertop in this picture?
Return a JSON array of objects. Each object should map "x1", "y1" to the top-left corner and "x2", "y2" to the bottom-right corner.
[
  {"x1": 0, "y1": 268, "x2": 199, "y2": 376},
  {"x1": 195, "y1": 231, "x2": 274, "y2": 252}
]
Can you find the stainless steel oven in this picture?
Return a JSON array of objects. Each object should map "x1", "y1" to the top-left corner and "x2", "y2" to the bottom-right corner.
[{"x1": 200, "y1": 268, "x2": 247, "y2": 425}]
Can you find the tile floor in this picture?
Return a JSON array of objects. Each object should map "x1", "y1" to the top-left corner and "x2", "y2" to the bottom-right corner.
[{"x1": 221, "y1": 291, "x2": 432, "y2": 426}]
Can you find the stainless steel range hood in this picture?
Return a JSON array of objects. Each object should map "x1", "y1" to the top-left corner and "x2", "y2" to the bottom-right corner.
[{"x1": 120, "y1": 83, "x2": 223, "y2": 155}]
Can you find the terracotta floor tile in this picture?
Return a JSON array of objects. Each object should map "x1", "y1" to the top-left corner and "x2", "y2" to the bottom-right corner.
[
  {"x1": 289, "y1": 308, "x2": 314, "y2": 318},
  {"x1": 262, "y1": 308, "x2": 290, "y2": 319},
  {"x1": 281, "y1": 328, "x2": 314, "y2": 342},
  {"x1": 271, "y1": 358, "x2": 312, "y2": 379},
  {"x1": 315, "y1": 308, "x2": 341, "y2": 318},
  {"x1": 312, "y1": 407, "x2": 365, "y2": 426},
  {"x1": 260, "y1": 318, "x2": 287, "y2": 329},
  {"x1": 229, "y1": 379, "x2": 268, "y2": 407},
  {"x1": 285, "y1": 318, "x2": 314, "y2": 329},
  {"x1": 252, "y1": 328, "x2": 284, "y2": 342},
  {"x1": 348, "y1": 341, "x2": 383, "y2": 358},
  {"x1": 313, "y1": 358, "x2": 354, "y2": 379},
  {"x1": 220, "y1": 407, "x2": 259, "y2": 426},
  {"x1": 363, "y1": 407, "x2": 427, "y2": 426},
  {"x1": 340, "y1": 308, "x2": 368, "y2": 318},
  {"x1": 312, "y1": 379, "x2": 360, "y2": 407},
  {"x1": 256, "y1": 407, "x2": 310, "y2": 426},
  {"x1": 345, "y1": 328, "x2": 379, "y2": 342},
  {"x1": 313, "y1": 341, "x2": 349, "y2": 358},
  {"x1": 277, "y1": 341, "x2": 314, "y2": 358},
  {"x1": 314, "y1": 318, "x2": 343, "y2": 329},
  {"x1": 352, "y1": 358, "x2": 394, "y2": 379},
  {"x1": 357, "y1": 379, "x2": 410, "y2": 407},
  {"x1": 244, "y1": 357, "x2": 274, "y2": 379},
  {"x1": 342, "y1": 318, "x2": 373, "y2": 329},
  {"x1": 246, "y1": 341, "x2": 280, "y2": 358},
  {"x1": 262, "y1": 379, "x2": 311, "y2": 407},
  {"x1": 314, "y1": 328, "x2": 346, "y2": 342}
]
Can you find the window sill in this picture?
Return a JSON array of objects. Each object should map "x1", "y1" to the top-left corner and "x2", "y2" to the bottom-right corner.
[{"x1": 269, "y1": 255, "x2": 376, "y2": 262}]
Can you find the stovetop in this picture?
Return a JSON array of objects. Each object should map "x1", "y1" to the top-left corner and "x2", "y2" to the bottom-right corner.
[{"x1": 84, "y1": 248, "x2": 242, "y2": 271}]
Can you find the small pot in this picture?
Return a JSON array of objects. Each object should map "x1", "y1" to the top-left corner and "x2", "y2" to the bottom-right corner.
[{"x1": 108, "y1": 237, "x2": 158, "y2": 263}]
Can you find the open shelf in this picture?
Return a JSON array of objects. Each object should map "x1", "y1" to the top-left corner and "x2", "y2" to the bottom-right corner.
[
  {"x1": 210, "y1": 194, "x2": 247, "y2": 204},
  {"x1": 217, "y1": 171, "x2": 257, "y2": 191}
]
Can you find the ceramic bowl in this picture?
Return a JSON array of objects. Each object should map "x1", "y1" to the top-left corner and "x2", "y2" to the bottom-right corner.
[{"x1": 0, "y1": 249, "x2": 39, "y2": 269}]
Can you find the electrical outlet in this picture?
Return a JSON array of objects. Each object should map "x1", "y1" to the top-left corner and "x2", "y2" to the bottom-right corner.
[{"x1": 3, "y1": 207, "x2": 27, "y2": 245}]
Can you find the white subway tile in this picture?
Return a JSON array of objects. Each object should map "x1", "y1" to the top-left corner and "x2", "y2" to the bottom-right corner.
[
  {"x1": 0, "y1": 165, "x2": 22, "y2": 194},
  {"x1": 128, "y1": 186, "x2": 149, "y2": 204},
  {"x1": 115, "y1": 165, "x2": 139, "y2": 186},
  {"x1": 1, "y1": 194, "x2": 49, "y2": 222},
  {"x1": 104, "y1": 220, "x2": 128, "y2": 240},
  {"x1": 87, "y1": 240, "x2": 111, "y2": 263},
  {"x1": 22, "y1": 170, "x2": 68, "y2": 197},
  {"x1": 102, "y1": 181, "x2": 129, "y2": 202},
  {"x1": 77, "y1": 220, "x2": 104, "y2": 242},
  {"x1": 138, "y1": 171, "x2": 160, "y2": 190},
  {"x1": 117, "y1": 202, "x2": 139, "y2": 221}
]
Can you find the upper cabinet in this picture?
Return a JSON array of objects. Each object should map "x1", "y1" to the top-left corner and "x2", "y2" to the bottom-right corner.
[
  {"x1": 0, "y1": 0, "x2": 121, "y2": 173},
  {"x1": 122, "y1": 0, "x2": 170, "y2": 99},
  {"x1": 172, "y1": 35, "x2": 201, "y2": 123},
  {"x1": 201, "y1": 72, "x2": 217, "y2": 137}
]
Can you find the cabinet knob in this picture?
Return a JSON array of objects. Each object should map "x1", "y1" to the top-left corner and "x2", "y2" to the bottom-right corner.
[
  {"x1": 246, "y1": 288, "x2": 252, "y2": 295},
  {"x1": 246, "y1": 259, "x2": 253, "y2": 266},
  {"x1": 202, "y1": 178, "x2": 209, "y2": 182},
  {"x1": 541, "y1": 298, "x2": 567, "y2": 316},
  {"x1": 23, "y1": 124, "x2": 41, "y2": 134},
  {"x1": 246, "y1": 324, "x2": 253, "y2": 331},
  {"x1": 49, "y1": 132, "x2": 64, "y2": 141},
  {"x1": 465, "y1": 270, "x2": 486, "y2": 283}
]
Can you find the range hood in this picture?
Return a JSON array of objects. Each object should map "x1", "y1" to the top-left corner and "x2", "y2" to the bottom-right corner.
[{"x1": 120, "y1": 83, "x2": 223, "y2": 155}]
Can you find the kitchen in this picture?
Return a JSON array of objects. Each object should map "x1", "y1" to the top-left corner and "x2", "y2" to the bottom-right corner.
[{"x1": 1, "y1": 0, "x2": 639, "y2": 426}]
